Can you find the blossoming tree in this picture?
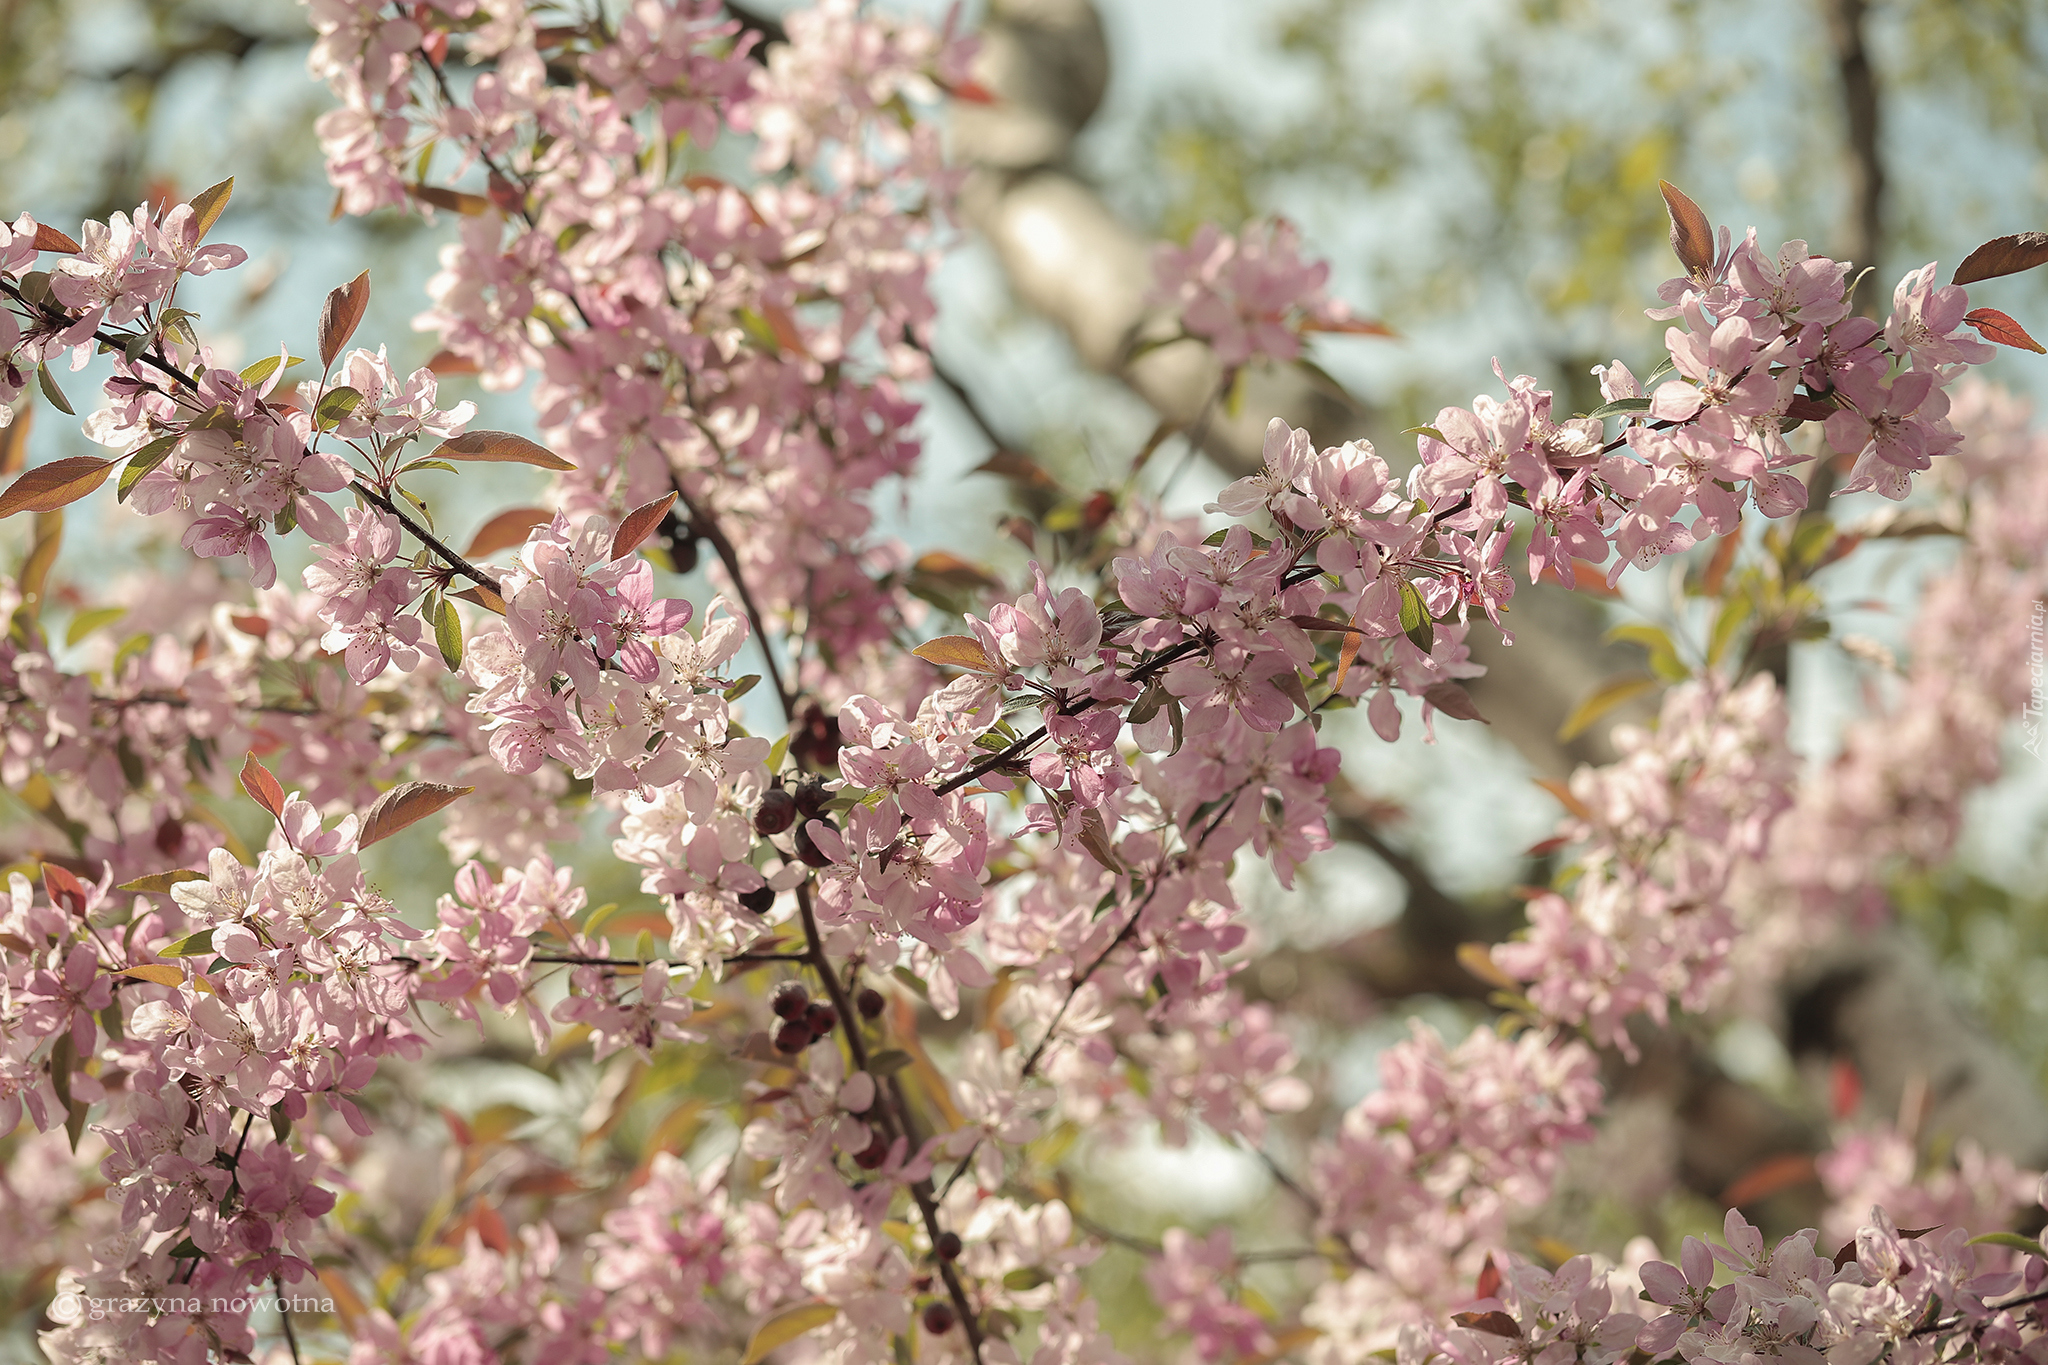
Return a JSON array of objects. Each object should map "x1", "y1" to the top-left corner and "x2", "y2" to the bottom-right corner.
[{"x1": 2, "y1": 3, "x2": 2048, "y2": 1364}]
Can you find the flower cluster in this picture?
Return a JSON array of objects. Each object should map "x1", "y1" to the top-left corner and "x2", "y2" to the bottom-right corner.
[
  {"x1": 1491, "y1": 674, "x2": 1797, "y2": 1052},
  {"x1": 1150, "y1": 218, "x2": 1370, "y2": 368},
  {"x1": 4, "y1": 9, "x2": 2047, "y2": 1363},
  {"x1": 1402, "y1": 1203, "x2": 2048, "y2": 1365}
]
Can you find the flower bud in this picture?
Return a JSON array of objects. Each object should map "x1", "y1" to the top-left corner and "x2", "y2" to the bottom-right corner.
[
  {"x1": 793, "y1": 778, "x2": 830, "y2": 818},
  {"x1": 772, "y1": 983, "x2": 810, "y2": 1019},
  {"x1": 857, "y1": 987, "x2": 886, "y2": 1020},
  {"x1": 804, "y1": 1002, "x2": 837, "y2": 1035},
  {"x1": 922, "y1": 1303, "x2": 956, "y2": 1335},
  {"x1": 738, "y1": 884, "x2": 777, "y2": 914},
  {"x1": 854, "y1": 1133, "x2": 890, "y2": 1169},
  {"x1": 773, "y1": 1019, "x2": 812, "y2": 1053},
  {"x1": 935, "y1": 1231, "x2": 962, "y2": 1261}
]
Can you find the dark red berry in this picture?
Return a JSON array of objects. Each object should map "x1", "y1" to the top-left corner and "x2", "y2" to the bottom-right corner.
[
  {"x1": 853, "y1": 1133, "x2": 889, "y2": 1169},
  {"x1": 789, "y1": 702, "x2": 842, "y2": 772},
  {"x1": 738, "y1": 885, "x2": 776, "y2": 914},
  {"x1": 771, "y1": 983, "x2": 810, "y2": 1019},
  {"x1": 922, "y1": 1303, "x2": 956, "y2": 1335},
  {"x1": 792, "y1": 778, "x2": 830, "y2": 818},
  {"x1": 753, "y1": 788, "x2": 798, "y2": 835},
  {"x1": 857, "y1": 987, "x2": 885, "y2": 1020},
  {"x1": 804, "y1": 1002, "x2": 837, "y2": 1035},
  {"x1": 935, "y1": 1231, "x2": 962, "y2": 1261},
  {"x1": 794, "y1": 818, "x2": 835, "y2": 868},
  {"x1": 773, "y1": 1020, "x2": 812, "y2": 1054}
]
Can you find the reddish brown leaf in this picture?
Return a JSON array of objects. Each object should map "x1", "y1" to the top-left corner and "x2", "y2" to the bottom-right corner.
[
  {"x1": 910, "y1": 635, "x2": 997, "y2": 673},
  {"x1": 1533, "y1": 777, "x2": 1592, "y2": 823},
  {"x1": 229, "y1": 614, "x2": 271, "y2": 638},
  {"x1": 425, "y1": 349, "x2": 481, "y2": 376},
  {"x1": 359, "y1": 781, "x2": 475, "y2": 849},
  {"x1": 1423, "y1": 681, "x2": 1489, "y2": 723},
  {"x1": 239, "y1": 753, "x2": 287, "y2": 820},
  {"x1": 1701, "y1": 532, "x2": 1741, "y2": 597},
  {"x1": 319, "y1": 270, "x2": 371, "y2": 369},
  {"x1": 911, "y1": 550, "x2": 999, "y2": 588},
  {"x1": 1720, "y1": 1152, "x2": 1817, "y2": 1208},
  {"x1": 407, "y1": 184, "x2": 493, "y2": 216},
  {"x1": 1457, "y1": 942, "x2": 1518, "y2": 991},
  {"x1": 1286, "y1": 614, "x2": 1367, "y2": 635},
  {"x1": 1299, "y1": 315, "x2": 1398, "y2": 338},
  {"x1": 1952, "y1": 232, "x2": 2048, "y2": 287},
  {"x1": 943, "y1": 76, "x2": 999, "y2": 104},
  {"x1": 122, "y1": 964, "x2": 187, "y2": 987},
  {"x1": 485, "y1": 171, "x2": 525, "y2": 217},
  {"x1": 186, "y1": 177, "x2": 234, "y2": 241},
  {"x1": 33, "y1": 224, "x2": 81, "y2": 254},
  {"x1": 1474, "y1": 1254, "x2": 1502, "y2": 1303},
  {"x1": 1659, "y1": 180, "x2": 1716, "y2": 279},
  {"x1": 974, "y1": 449, "x2": 1060, "y2": 490},
  {"x1": 433, "y1": 430, "x2": 576, "y2": 471},
  {"x1": 1782, "y1": 392, "x2": 1837, "y2": 425},
  {"x1": 1452, "y1": 1312, "x2": 1522, "y2": 1339},
  {"x1": 0, "y1": 405, "x2": 31, "y2": 475},
  {"x1": 0, "y1": 457, "x2": 117, "y2": 518},
  {"x1": 611, "y1": 491, "x2": 678, "y2": 560},
  {"x1": 466, "y1": 507, "x2": 553, "y2": 558},
  {"x1": 42, "y1": 863, "x2": 87, "y2": 915},
  {"x1": 1962, "y1": 307, "x2": 2047, "y2": 354},
  {"x1": 452, "y1": 584, "x2": 508, "y2": 615}
]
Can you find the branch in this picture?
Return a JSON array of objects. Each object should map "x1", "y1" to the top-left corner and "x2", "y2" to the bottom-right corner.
[
  {"x1": 659, "y1": 471, "x2": 796, "y2": 723},
  {"x1": 349, "y1": 480, "x2": 498, "y2": 590},
  {"x1": 794, "y1": 883, "x2": 986, "y2": 1363}
]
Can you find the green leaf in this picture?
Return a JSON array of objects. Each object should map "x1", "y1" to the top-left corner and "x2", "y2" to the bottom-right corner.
[
  {"x1": 186, "y1": 177, "x2": 234, "y2": 240},
  {"x1": 1397, "y1": 578, "x2": 1434, "y2": 654},
  {"x1": 1965, "y1": 1232, "x2": 2046, "y2": 1256},
  {"x1": 724, "y1": 674, "x2": 761, "y2": 702},
  {"x1": 433, "y1": 592, "x2": 463, "y2": 670},
  {"x1": 65, "y1": 606, "x2": 125, "y2": 647},
  {"x1": 269, "y1": 1101, "x2": 292, "y2": 1143},
  {"x1": 741, "y1": 1303, "x2": 840, "y2": 1365},
  {"x1": 1586, "y1": 396, "x2": 1653, "y2": 420},
  {"x1": 395, "y1": 458, "x2": 459, "y2": 477},
  {"x1": 157, "y1": 929, "x2": 218, "y2": 957},
  {"x1": 239, "y1": 353, "x2": 306, "y2": 388},
  {"x1": 397, "y1": 483, "x2": 435, "y2": 531},
  {"x1": 1604, "y1": 622, "x2": 1687, "y2": 682},
  {"x1": 867, "y1": 1049, "x2": 913, "y2": 1077},
  {"x1": 313, "y1": 385, "x2": 364, "y2": 430},
  {"x1": 117, "y1": 434, "x2": 180, "y2": 503},
  {"x1": 1790, "y1": 517, "x2": 1837, "y2": 569},
  {"x1": 1707, "y1": 596, "x2": 1752, "y2": 667},
  {"x1": 1403, "y1": 425, "x2": 1446, "y2": 443},
  {"x1": 1559, "y1": 673, "x2": 1659, "y2": 742},
  {"x1": 35, "y1": 364, "x2": 75, "y2": 416},
  {"x1": 159, "y1": 308, "x2": 200, "y2": 349},
  {"x1": 766, "y1": 732, "x2": 791, "y2": 773},
  {"x1": 116, "y1": 869, "x2": 208, "y2": 894}
]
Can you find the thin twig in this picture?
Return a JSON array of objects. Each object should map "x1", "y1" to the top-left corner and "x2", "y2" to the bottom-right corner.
[
  {"x1": 274, "y1": 1272, "x2": 305, "y2": 1365},
  {"x1": 794, "y1": 883, "x2": 986, "y2": 1363},
  {"x1": 350, "y1": 480, "x2": 498, "y2": 589}
]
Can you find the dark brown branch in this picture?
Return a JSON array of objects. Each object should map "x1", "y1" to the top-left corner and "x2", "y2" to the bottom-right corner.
[{"x1": 1823, "y1": 0, "x2": 1885, "y2": 312}]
